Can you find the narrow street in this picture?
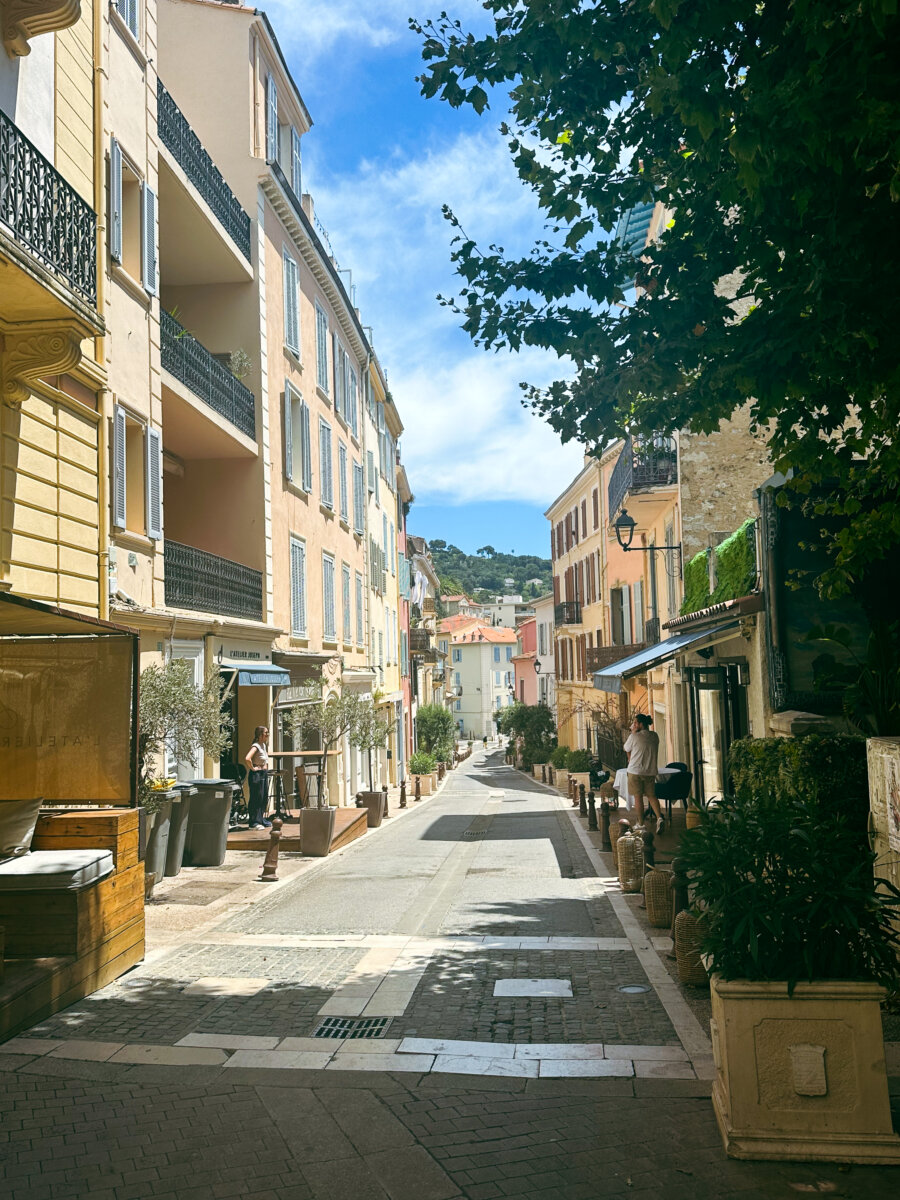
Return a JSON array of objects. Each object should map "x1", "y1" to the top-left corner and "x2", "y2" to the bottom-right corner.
[{"x1": 1, "y1": 750, "x2": 897, "y2": 1199}]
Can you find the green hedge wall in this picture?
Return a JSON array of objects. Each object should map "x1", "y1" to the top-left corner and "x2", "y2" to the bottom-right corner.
[{"x1": 680, "y1": 519, "x2": 757, "y2": 615}]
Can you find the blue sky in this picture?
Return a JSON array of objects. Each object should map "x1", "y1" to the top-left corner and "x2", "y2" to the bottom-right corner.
[{"x1": 263, "y1": 1, "x2": 585, "y2": 559}]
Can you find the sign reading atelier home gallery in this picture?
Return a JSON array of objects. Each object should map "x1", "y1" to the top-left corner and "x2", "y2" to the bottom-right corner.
[{"x1": 0, "y1": 638, "x2": 134, "y2": 802}]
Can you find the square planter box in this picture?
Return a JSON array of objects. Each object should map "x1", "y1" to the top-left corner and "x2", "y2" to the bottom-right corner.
[
  {"x1": 570, "y1": 771, "x2": 591, "y2": 798},
  {"x1": 411, "y1": 773, "x2": 433, "y2": 796},
  {"x1": 710, "y1": 975, "x2": 900, "y2": 1163},
  {"x1": 532, "y1": 764, "x2": 547, "y2": 780},
  {"x1": 554, "y1": 769, "x2": 569, "y2": 793}
]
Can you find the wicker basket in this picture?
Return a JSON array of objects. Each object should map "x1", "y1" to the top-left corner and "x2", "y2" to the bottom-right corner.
[
  {"x1": 609, "y1": 816, "x2": 630, "y2": 857},
  {"x1": 674, "y1": 910, "x2": 709, "y2": 986},
  {"x1": 644, "y1": 867, "x2": 674, "y2": 927},
  {"x1": 685, "y1": 804, "x2": 702, "y2": 830},
  {"x1": 616, "y1": 829, "x2": 644, "y2": 893}
]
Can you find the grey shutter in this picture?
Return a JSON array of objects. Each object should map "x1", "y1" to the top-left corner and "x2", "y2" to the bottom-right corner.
[
  {"x1": 343, "y1": 565, "x2": 351, "y2": 641},
  {"x1": 623, "y1": 584, "x2": 632, "y2": 644},
  {"x1": 349, "y1": 370, "x2": 358, "y2": 438},
  {"x1": 142, "y1": 183, "x2": 158, "y2": 296},
  {"x1": 323, "y1": 557, "x2": 335, "y2": 639},
  {"x1": 112, "y1": 405, "x2": 127, "y2": 529},
  {"x1": 291, "y1": 127, "x2": 302, "y2": 194},
  {"x1": 339, "y1": 443, "x2": 348, "y2": 521},
  {"x1": 290, "y1": 538, "x2": 306, "y2": 635},
  {"x1": 145, "y1": 425, "x2": 162, "y2": 540},
  {"x1": 366, "y1": 450, "x2": 375, "y2": 493},
  {"x1": 301, "y1": 401, "x2": 312, "y2": 491},
  {"x1": 110, "y1": 137, "x2": 123, "y2": 264},
  {"x1": 283, "y1": 386, "x2": 293, "y2": 481},
  {"x1": 266, "y1": 75, "x2": 278, "y2": 163},
  {"x1": 283, "y1": 254, "x2": 299, "y2": 355}
]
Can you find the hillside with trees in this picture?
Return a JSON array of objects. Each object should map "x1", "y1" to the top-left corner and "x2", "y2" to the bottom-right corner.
[{"x1": 425, "y1": 541, "x2": 551, "y2": 600}]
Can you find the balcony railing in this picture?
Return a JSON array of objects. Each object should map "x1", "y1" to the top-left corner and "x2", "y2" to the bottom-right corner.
[
  {"x1": 643, "y1": 616, "x2": 661, "y2": 645},
  {"x1": 157, "y1": 80, "x2": 251, "y2": 260},
  {"x1": 0, "y1": 108, "x2": 97, "y2": 303},
  {"x1": 164, "y1": 540, "x2": 263, "y2": 621},
  {"x1": 161, "y1": 309, "x2": 256, "y2": 439},
  {"x1": 608, "y1": 434, "x2": 678, "y2": 519},
  {"x1": 586, "y1": 643, "x2": 646, "y2": 674},
  {"x1": 409, "y1": 627, "x2": 432, "y2": 652},
  {"x1": 554, "y1": 601, "x2": 582, "y2": 626}
]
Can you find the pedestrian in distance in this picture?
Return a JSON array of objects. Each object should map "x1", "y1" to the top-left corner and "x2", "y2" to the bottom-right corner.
[
  {"x1": 244, "y1": 725, "x2": 272, "y2": 829},
  {"x1": 624, "y1": 713, "x2": 665, "y2": 832}
]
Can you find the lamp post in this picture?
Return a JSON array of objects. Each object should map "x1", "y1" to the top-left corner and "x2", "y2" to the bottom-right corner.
[{"x1": 613, "y1": 509, "x2": 683, "y2": 577}]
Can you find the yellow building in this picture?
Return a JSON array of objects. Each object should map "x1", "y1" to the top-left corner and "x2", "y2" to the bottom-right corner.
[{"x1": 1, "y1": 1, "x2": 106, "y2": 615}]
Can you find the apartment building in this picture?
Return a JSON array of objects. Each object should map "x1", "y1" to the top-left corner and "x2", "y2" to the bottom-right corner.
[
  {"x1": 407, "y1": 535, "x2": 444, "y2": 750},
  {"x1": 532, "y1": 593, "x2": 555, "y2": 710},
  {"x1": 511, "y1": 616, "x2": 537, "y2": 705},
  {"x1": 444, "y1": 621, "x2": 516, "y2": 739}
]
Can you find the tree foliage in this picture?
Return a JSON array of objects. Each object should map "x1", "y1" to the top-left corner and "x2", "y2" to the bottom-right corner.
[
  {"x1": 412, "y1": 1, "x2": 900, "y2": 595},
  {"x1": 498, "y1": 701, "x2": 555, "y2": 767},
  {"x1": 416, "y1": 702, "x2": 456, "y2": 760},
  {"x1": 428, "y1": 542, "x2": 550, "y2": 597},
  {"x1": 289, "y1": 684, "x2": 385, "y2": 807}
]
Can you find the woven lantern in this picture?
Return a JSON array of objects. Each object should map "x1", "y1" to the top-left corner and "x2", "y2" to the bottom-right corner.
[
  {"x1": 616, "y1": 828, "x2": 644, "y2": 893},
  {"x1": 609, "y1": 816, "x2": 630, "y2": 857},
  {"x1": 644, "y1": 867, "x2": 674, "y2": 927},
  {"x1": 685, "y1": 803, "x2": 702, "y2": 830},
  {"x1": 674, "y1": 909, "x2": 709, "y2": 986}
]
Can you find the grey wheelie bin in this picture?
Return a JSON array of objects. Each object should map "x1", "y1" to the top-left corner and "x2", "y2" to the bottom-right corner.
[
  {"x1": 164, "y1": 785, "x2": 197, "y2": 876},
  {"x1": 182, "y1": 779, "x2": 237, "y2": 867}
]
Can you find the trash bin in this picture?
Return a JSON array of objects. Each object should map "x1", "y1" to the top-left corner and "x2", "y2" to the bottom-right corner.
[
  {"x1": 164, "y1": 785, "x2": 197, "y2": 877},
  {"x1": 144, "y1": 792, "x2": 175, "y2": 896},
  {"x1": 182, "y1": 779, "x2": 237, "y2": 867}
]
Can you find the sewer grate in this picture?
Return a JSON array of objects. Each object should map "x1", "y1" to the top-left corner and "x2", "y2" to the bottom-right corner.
[
  {"x1": 462, "y1": 830, "x2": 487, "y2": 839},
  {"x1": 618, "y1": 984, "x2": 651, "y2": 995},
  {"x1": 312, "y1": 1016, "x2": 390, "y2": 1040}
]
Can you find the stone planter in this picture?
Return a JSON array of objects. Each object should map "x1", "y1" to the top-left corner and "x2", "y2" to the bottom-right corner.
[
  {"x1": 411, "y1": 773, "x2": 433, "y2": 796},
  {"x1": 299, "y1": 806, "x2": 337, "y2": 857},
  {"x1": 554, "y1": 768, "x2": 569, "y2": 793},
  {"x1": 430, "y1": 772, "x2": 439, "y2": 792},
  {"x1": 710, "y1": 975, "x2": 900, "y2": 1163},
  {"x1": 532, "y1": 764, "x2": 547, "y2": 781},
  {"x1": 570, "y1": 772, "x2": 591, "y2": 800},
  {"x1": 356, "y1": 791, "x2": 385, "y2": 828}
]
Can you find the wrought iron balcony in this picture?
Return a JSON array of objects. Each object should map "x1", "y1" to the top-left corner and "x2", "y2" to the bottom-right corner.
[
  {"x1": 554, "y1": 601, "x2": 582, "y2": 626},
  {"x1": 608, "y1": 434, "x2": 678, "y2": 519},
  {"x1": 643, "y1": 616, "x2": 661, "y2": 645},
  {"x1": 0, "y1": 108, "x2": 97, "y2": 303},
  {"x1": 586, "y1": 643, "x2": 645, "y2": 674},
  {"x1": 161, "y1": 309, "x2": 256, "y2": 439},
  {"x1": 409, "y1": 626, "x2": 432, "y2": 652},
  {"x1": 157, "y1": 80, "x2": 251, "y2": 261},
  {"x1": 164, "y1": 540, "x2": 263, "y2": 621}
]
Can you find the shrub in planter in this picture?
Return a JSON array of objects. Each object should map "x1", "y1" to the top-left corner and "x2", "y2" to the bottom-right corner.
[
  {"x1": 566, "y1": 748, "x2": 592, "y2": 773},
  {"x1": 549, "y1": 744, "x2": 570, "y2": 769},
  {"x1": 409, "y1": 751, "x2": 437, "y2": 776},
  {"x1": 681, "y1": 792, "x2": 900, "y2": 1162}
]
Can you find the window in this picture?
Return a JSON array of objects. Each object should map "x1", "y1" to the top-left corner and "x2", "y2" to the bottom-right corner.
[
  {"x1": 505, "y1": 646, "x2": 512, "y2": 661},
  {"x1": 322, "y1": 553, "x2": 336, "y2": 640},
  {"x1": 291, "y1": 127, "x2": 302, "y2": 195},
  {"x1": 382, "y1": 513, "x2": 388, "y2": 561},
  {"x1": 315, "y1": 304, "x2": 329, "y2": 392},
  {"x1": 538, "y1": 623, "x2": 547, "y2": 656},
  {"x1": 665, "y1": 521, "x2": 678, "y2": 618},
  {"x1": 454, "y1": 672, "x2": 461, "y2": 686},
  {"x1": 283, "y1": 250, "x2": 300, "y2": 356},
  {"x1": 494, "y1": 671, "x2": 501, "y2": 685},
  {"x1": 342, "y1": 563, "x2": 352, "y2": 643},
  {"x1": 633, "y1": 579, "x2": 645, "y2": 643},
  {"x1": 266, "y1": 74, "x2": 279, "y2": 163},
  {"x1": 493, "y1": 647, "x2": 500, "y2": 663},
  {"x1": 115, "y1": 0, "x2": 139, "y2": 38},
  {"x1": 290, "y1": 536, "x2": 306, "y2": 636},
  {"x1": 352, "y1": 461, "x2": 365, "y2": 534},
  {"x1": 440, "y1": 640, "x2": 448, "y2": 654},
  {"x1": 283, "y1": 381, "x2": 312, "y2": 491},
  {"x1": 455, "y1": 699, "x2": 461, "y2": 712},
  {"x1": 112, "y1": 406, "x2": 161, "y2": 538},
  {"x1": 390, "y1": 524, "x2": 395, "y2": 574},
  {"x1": 452, "y1": 647, "x2": 462, "y2": 663},
  {"x1": 338, "y1": 441, "x2": 349, "y2": 523},
  {"x1": 355, "y1": 571, "x2": 364, "y2": 644},
  {"x1": 109, "y1": 138, "x2": 156, "y2": 294},
  {"x1": 348, "y1": 368, "x2": 358, "y2": 438},
  {"x1": 319, "y1": 419, "x2": 333, "y2": 508}
]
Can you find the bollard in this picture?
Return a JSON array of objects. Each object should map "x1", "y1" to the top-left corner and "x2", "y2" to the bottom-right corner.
[
  {"x1": 259, "y1": 817, "x2": 283, "y2": 882},
  {"x1": 382, "y1": 783, "x2": 390, "y2": 819},
  {"x1": 400, "y1": 779, "x2": 407, "y2": 809},
  {"x1": 579, "y1": 783, "x2": 587, "y2": 817},
  {"x1": 438, "y1": 761, "x2": 445, "y2": 780},
  {"x1": 541, "y1": 764, "x2": 547, "y2": 784},
  {"x1": 641, "y1": 827, "x2": 656, "y2": 870},
  {"x1": 415, "y1": 776, "x2": 421, "y2": 802},
  {"x1": 599, "y1": 796, "x2": 611, "y2": 848},
  {"x1": 671, "y1": 856, "x2": 689, "y2": 930},
  {"x1": 587, "y1": 790, "x2": 598, "y2": 832}
]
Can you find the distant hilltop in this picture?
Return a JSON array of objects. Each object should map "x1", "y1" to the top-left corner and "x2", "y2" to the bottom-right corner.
[{"x1": 425, "y1": 540, "x2": 551, "y2": 601}]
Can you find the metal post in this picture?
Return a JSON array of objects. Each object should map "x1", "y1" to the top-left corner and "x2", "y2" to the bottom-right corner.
[
  {"x1": 671, "y1": 857, "x2": 689, "y2": 929},
  {"x1": 587, "y1": 790, "x2": 598, "y2": 832},
  {"x1": 599, "y1": 796, "x2": 611, "y2": 848},
  {"x1": 541, "y1": 764, "x2": 547, "y2": 784},
  {"x1": 400, "y1": 779, "x2": 407, "y2": 809},
  {"x1": 415, "y1": 776, "x2": 421, "y2": 802},
  {"x1": 641, "y1": 827, "x2": 655, "y2": 869},
  {"x1": 579, "y1": 783, "x2": 587, "y2": 817},
  {"x1": 382, "y1": 783, "x2": 390, "y2": 819},
  {"x1": 259, "y1": 817, "x2": 283, "y2": 882}
]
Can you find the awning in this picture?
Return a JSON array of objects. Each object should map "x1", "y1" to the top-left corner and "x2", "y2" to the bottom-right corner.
[
  {"x1": 592, "y1": 621, "x2": 739, "y2": 694},
  {"x1": 218, "y1": 658, "x2": 291, "y2": 688}
]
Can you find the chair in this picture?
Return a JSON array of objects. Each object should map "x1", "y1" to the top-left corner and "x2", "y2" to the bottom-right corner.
[
  {"x1": 666, "y1": 761, "x2": 689, "y2": 772},
  {"x1": 221, "y1": 762, "x2": 248, "y2": 825},
  {"x1": 657, "y1": 769, "x2": 693, "y2": 820}
]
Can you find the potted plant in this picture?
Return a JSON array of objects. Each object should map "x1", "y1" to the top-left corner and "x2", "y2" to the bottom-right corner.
[
  {"x1": 680, "y1": 790, "x2": 900, "y2": 1163},
  {"x1": 566, "y1": 748, "x2": 592, "y2": 799},
  {"x1": 549, "y1": 744, "x2": 570, "y2": 792},
  {"x1": 137, "y1": 660, "x2": 232, "y2": 896},
  {"x1": 289, "y1": 683, "x2": 380, "y2": 855},
  {"x1": 409, "y1": 750, "x2": 437, "y2": 796},
  {"x1": 353, "y1": 706, "x2": 392, "y2": 826}
]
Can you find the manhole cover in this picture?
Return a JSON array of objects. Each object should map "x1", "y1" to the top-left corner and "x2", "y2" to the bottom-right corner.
[
  {"x1": 312, "y1": 1016, "x2": 390, "y2": 1040},
  {"x1": 618, "y1": 984, "x2": 651, "y2": 995}
]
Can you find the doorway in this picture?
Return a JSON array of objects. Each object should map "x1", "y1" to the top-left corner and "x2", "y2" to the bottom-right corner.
[{"x1": 687, "y1": 663, "x2": 749, "y2": 804}]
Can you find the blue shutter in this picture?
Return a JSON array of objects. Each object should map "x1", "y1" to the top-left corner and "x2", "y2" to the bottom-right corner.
[
  {"x1": 145, "y1": 425, "x2": 162, "y2": 540},
  {"x1": 142, "y1": 183, "x2": 158, "y2": 295}
]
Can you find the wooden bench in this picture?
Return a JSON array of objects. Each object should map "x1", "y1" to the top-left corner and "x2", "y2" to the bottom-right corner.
[{"x1": 0, "y1": 809, "x2": 145, "y2": 1042}]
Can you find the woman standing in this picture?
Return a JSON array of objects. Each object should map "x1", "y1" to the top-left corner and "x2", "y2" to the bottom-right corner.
[
  {"x1": 244, "y1": 726, "x2": 271, "y2": 829},
  {"x1": 624, "y1": 713, "x2": 663, "y2": 832}
]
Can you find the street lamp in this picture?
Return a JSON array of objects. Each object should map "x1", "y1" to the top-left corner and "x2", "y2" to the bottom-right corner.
[{"x1": 613, "y1": 508, "x2": 683, "y2": 577}]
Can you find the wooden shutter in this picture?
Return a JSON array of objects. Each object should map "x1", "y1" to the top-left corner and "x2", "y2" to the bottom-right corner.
[
  {"x1": 367, "y1": 449, "x2": 375, "y2": 492},
  {"x1": 141, "y1": 184, "x2": 157, "y2": 296},
  {"x1": 145, "y1": 425, "x2": 162, "y2": 540},
  {"x1": 283, "y1": 386, "x2": 293, "y2": 481},
  {"x1": 266, "y1": 74, "x2": 278, "y2": 162},
  {"x1": 581, "y1": 499, "x2": 587, "y2": 536},
  {"x1": 592, "y1": 488, "x2": 599, "y2": 530},
  {"x1": 573, "y1": 506, "x2": 579, "y2": 543},
  {"x1": 349, "y1": 370, "x2": 358, "y2": 437},
  {"x1": 109, "y1": 138, "x2": 123, "y2": 263},
  {"x1": 112, "y1": 405, "x2": 127, "y2": 529},
  {"x1": 553, "y1": 575, "x2": 560, "y2": 605},
  {"x1": 590, "y1": 554, "x2": 597, "y2": 605},
  {"x1": 301, "y1": 400, "x2": 312, "y2": 491},
  {"x1": 290, "y1": 537, "x2": 306, "y2": 635},
  {"x1": 565, "y1": 513, "x2": 572, "y2": 549}
]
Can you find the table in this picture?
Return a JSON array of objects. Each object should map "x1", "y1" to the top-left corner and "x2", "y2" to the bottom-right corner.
[{"x1": 613, "y1": 765, "x2": 680, "y2": 797}]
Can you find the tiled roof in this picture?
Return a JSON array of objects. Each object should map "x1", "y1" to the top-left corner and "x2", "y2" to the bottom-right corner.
[{"x1": 450, "y1": 623, "x2": 517, "y2": 644}]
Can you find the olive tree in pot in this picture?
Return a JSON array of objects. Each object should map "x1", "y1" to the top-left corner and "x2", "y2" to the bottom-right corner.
[
  {"x1": 138, "y1": 660, "x2": 232, "y2": 895},
  {"x1": 353, "y1": 705, "x2": 392, "y2": 826},
  {"x1": 681, "y1": 791, "x2": 900, "y2": 1163},
  {"x1": 289, "y1": 685, "x2": 380, "y2": 854}
]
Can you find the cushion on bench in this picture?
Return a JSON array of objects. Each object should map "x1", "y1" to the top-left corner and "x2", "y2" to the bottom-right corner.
[{"x1": 0, "y1": 849, "x2": 114, "y2": 892}]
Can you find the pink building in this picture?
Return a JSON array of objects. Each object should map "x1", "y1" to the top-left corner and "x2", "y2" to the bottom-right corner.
[{"x1": 511, "y1": 617, "x2": 538, "y2": 705}]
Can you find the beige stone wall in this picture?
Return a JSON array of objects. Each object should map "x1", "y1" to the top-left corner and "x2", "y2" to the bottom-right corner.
[
  {"x1": 55, "y1": 9, "x2": 94, "y2": 204},
  {"x1": 678, "y1": 408, "x2": 771, "y2": 562},
  {"x1": 2, "y1": 389, "x2": 100, "y2": 613},
  {"x1": 866, "y1": 738, "x2": 900, "y2": 918}
]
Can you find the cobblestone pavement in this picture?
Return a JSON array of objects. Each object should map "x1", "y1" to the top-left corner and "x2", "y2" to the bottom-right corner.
[{"x1": 2, "y1": 747, "x2": 899, "y2": 1198}]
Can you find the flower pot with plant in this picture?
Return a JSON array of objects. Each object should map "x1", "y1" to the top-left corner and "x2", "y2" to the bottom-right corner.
[
  {"x1": 680, "y1": 790, "x2": 900, "y2": 1163},
  {"x1": 566, "y1": 748, "x2": 592, "y2": 798},
  {"x1": 549, "y1": 744, "x2": 570, "y2": 792},
  {"x1": 409, "y1": 750, "x2": 437, "y2": 796}
]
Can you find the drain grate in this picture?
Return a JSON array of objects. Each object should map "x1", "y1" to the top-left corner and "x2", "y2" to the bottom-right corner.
[
  {"x1": 462, "y1": 829, "x2": 487, "y2": 839},
  {"x1": 312, "y1": 1016, "x2": 390, "y2": 1040}
]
